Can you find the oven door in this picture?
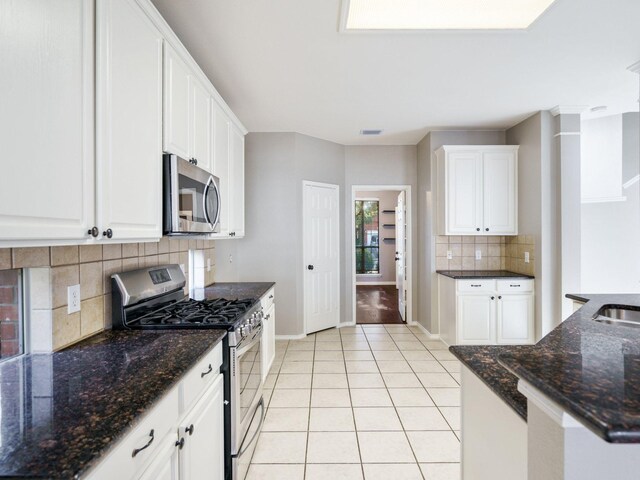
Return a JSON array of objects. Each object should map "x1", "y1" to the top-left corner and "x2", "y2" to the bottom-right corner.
[
  {"x1": 233, "y1": 397, "x2": 264, "y2": 480},
  {"x1": 230, "y1": 326, "x2": 263, "y2": 454},
  {"x1": 164, "y1": 154, "x2": 221, "y2": 234}
]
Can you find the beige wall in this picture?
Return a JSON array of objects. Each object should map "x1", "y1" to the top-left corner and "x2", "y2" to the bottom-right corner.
[
  {"x1": 215, "y1": 132, "x2": 346, "y2": 337},
  {"x1": 0, "y1": 239, "x2": 215, "y2": 351},
  {"x1": 506, "y1": 111, "x2": 560, "y2": 339}
]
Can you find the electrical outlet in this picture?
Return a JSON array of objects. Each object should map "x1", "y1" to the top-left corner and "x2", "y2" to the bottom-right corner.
[
  {"x1": 524, "y1": 252, "x2": 530, "y2": 264},
  {"x1": 207, "y1": 258, "x2": 211, "y2": 272},
  {"x1": 447, "y1": 250, "x2": 453, "y2": 260},
  {"x1": 475, "y1": 250, "x2": 482, "y2": 260},
  {"x1": 67, "y1": 284, "x2": 80, "y2": 314}
]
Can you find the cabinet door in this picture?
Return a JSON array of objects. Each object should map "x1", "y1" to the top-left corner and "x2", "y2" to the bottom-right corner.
[
  {"x1": 483, "y1": 150, "x2": 517, "y2": 235},
  {"x1": 0, "y1": 0, "x2": 94, "y2": 242},
  {"x1": 212, "y1": 101, "x2": 231, "y2": 236},
  {"x1": 229, "y1": 124, "x2": 245, "y2": 237},
  {"x1": 138, "y1": 433, "x2": 179, "y2": 480},
  {"x1": 262, "y1": 303, "x2": 276, "y2": 381},
  {"x1": 96, "y1": 0, "x2": 163, "y2": 241},
  {"x1": 497, "y1": 294, "x2": 534, "y2": 344},
  {"x1": 163, "y1": 45, "x2": 191, "y2": 159},
  {"x1": 457, "y1": 294, "x2": 495, "y2": 345},
  {"x1": 179, "y1": 374, "x2": 225, "y2": 480},
  {"x1": 190, "y1": 78, "x2": 212, "y2": 172},
  {"x1": 446, "y1": 151, "x2": 483, "y2": 234}
]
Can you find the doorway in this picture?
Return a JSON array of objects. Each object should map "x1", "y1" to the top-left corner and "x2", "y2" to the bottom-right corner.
[{"x1": 351, "y1": 186, "x2": 412, "y2": 325}]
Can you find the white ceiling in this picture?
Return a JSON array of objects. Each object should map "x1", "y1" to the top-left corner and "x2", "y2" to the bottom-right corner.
[{"x1": 151, "y1": 0, "x2": 640, "y2": 145}]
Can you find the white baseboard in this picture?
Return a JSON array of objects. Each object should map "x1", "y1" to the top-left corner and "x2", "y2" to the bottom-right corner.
[
  {"x1": 410, "y1": 321, "x2": 441, "y2": 339},
  {"x1": 275, "y1": 334, "x2": 307, "y2": 341},
  {"x1": 356, "y1": 281, "x2": 397, "y2": 286}
]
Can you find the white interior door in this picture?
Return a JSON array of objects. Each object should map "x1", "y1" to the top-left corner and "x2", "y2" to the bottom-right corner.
[
  {"x1": 396, "y1": 192, "x2": 407, "y2": 321},
  {"x1": 304, "y1": 182, "x2": 340, "y2": 334}
]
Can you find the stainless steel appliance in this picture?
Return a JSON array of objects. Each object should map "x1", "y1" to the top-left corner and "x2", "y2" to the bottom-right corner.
[
  {"x1": 111, "y1": 264, "x2": 264, "y2": 480},
  {"x1": 163, "y1": 154, "x2": 221, "y2": 235}
]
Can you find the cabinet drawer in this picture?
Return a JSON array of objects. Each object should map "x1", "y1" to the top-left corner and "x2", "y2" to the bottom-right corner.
[
  {"x1": 497, "y1": 279, "x2": 534, "y2": 293},
  {"x1": 261, "y1": 287, "x2": 275, "y2": 311},
  {"x1": 87, "y1": 388, "x2": 179, "y2": 480},
  {"x1": 181, "y1": 342, "x2": 223, "y2": 414},
  {"x1": 457, "y1": 280, "x2": 495, "y2": 293}
]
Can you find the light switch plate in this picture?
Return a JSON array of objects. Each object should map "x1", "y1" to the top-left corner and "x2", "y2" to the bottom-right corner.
[
  {"x1": 524, "y1": 252, "x2": 530, "y2": 263},
  {"x1": 67, "y1": 284, "x2": 80, "y2": 314},
  {"x1": 447, "y1": 250, "x2": 452, "y2": 260},
  {"x1": 475, "y1": 250, "x2": 482, "y2": 260}
]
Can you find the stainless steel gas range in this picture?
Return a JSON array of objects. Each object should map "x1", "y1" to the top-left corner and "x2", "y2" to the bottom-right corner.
[{"x1": 111, "y1": 264, "x2": 264, "y2": 480}]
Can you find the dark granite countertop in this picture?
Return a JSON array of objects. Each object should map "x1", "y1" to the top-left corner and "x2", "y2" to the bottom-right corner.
[
  {"x1": 498, "y1": 293, "x2": 640, "y2": 443},
  {"x1": 191, "y1": 282, "x2": 275, "y2": 307},
  {"x1": 0, "y1": 329, "x2": 226, "y2": 479},
  {"x1": 449, "y1": 345, "x2": 534, "y2": 420},
  {"x1": 437, "y1": 270, "x2": 535, "y2": 279}
]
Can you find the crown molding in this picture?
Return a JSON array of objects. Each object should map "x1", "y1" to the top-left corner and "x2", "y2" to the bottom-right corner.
[
  {"x1": 550, "y1": 105, "x2": 588, "y2": 117},
  {"x1": 629, "y1": 61, "x2": 640, "y2": 74}
]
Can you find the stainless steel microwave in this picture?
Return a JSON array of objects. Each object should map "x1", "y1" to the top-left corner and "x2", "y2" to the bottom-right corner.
[{"x1": 163, "y1": 154, "x2": 221, "y2": 235}]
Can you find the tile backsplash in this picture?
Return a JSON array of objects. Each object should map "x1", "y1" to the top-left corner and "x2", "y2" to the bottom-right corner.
[
  {"x1": 0, "y1": 239, "x2": 216, "y2": 352},
  {"x1": 435, "y1": 234, "x2": 535, "y2": 277}
]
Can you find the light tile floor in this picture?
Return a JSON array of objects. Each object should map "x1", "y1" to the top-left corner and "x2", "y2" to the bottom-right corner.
[{"x1": 247, "y1": 324, "x2": 462, "y2": 480}]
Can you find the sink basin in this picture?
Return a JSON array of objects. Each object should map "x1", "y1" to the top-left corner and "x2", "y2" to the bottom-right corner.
[{"x1": 593, "y1": 306, "x2": 640, "y2": 328}]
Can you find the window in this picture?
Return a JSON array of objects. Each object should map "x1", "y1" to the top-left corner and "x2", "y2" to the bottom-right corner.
[
  {"x1": 0, "y1": 269, "x2": 24, "y2": 360},
  {"x1": 355, "y1": 200, "x2": 380, "y2": 274}
]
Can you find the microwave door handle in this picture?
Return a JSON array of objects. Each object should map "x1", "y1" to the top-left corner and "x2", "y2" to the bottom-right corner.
[
  {"x1": 203, "y1": 176, "x2": 221, "y2": 231},
  {"x1": 203, "y1": 176, "x2": 214, "y2": 228}
]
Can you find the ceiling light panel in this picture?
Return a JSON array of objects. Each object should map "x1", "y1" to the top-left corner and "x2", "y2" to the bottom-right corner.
[{"x1": 344, "y1": 0, "x2": 557, "y2": 30}]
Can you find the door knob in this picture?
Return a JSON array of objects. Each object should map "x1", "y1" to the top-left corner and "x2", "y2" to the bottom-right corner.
[
  {"x1": 307, "y1": 265, "x2": 314, "y2": 270},
  {"x1": 395, "y1": 257, "x2": 399, "y2": 261}
]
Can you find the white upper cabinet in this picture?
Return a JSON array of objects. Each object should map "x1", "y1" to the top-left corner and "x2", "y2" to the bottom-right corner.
[
  {"x1": 483, "y1": 150, "x2": 517, "y2": 235},
  {"x1": 229, "y1": 124, "x2": 246, "y2": 237},
  {"x1": 190, "y1": 78, "x2": 213, "y2": 172},
  {"x1": 0, "y1": 0, "x2": 246, "y2": 246},
  {"x1": 212, "y1": 102, "x2": 231, "y2": 236},
  {"x1": 163, "y1": 45, "x2": 191, "y2": 159},
  {"x1": 163, "y1": 46, "x2": 213, "y2": 172},
  {"x1": 437, "y1": 146, "x2": 518, "y2": 236},
  {"x1": 0, "y1": 0, "x2": 95, "y2": 243},
  {"x1": 96, "y1": 0, "x2": 163, "y2": 241}
]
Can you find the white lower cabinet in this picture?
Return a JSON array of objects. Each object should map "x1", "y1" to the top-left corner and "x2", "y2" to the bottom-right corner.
[
  {"x1": 138, "y1": 434, "x2": 179, "y2": 480},
  {"x1": 439, "y1": 276, "x2": 535, "y2": 345},
  {"x1": 87, "y1": 343, "x2": 224, "y2": 480},
  {"x1": 261, "y1": 288, "x2": 276, "y2": 381},
  {"x1": 177, "y1": 375, "x2": 224, "y2": 480},
  {"x1": 496, "y1": 294, "x2": 535, "y2": 344},
  {"x1": 457, "y1": 294, "x2": 495, "y2": 345}
]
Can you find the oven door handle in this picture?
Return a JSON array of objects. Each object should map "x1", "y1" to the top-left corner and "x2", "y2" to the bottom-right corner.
[{"x1": 236, "y1": 397, "x2": 265, "y2": 458}]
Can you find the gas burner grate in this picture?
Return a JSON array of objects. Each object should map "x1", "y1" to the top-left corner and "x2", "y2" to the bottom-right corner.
[{"x1": 134, "y1": 297, "x2": 256, "y2": 327}]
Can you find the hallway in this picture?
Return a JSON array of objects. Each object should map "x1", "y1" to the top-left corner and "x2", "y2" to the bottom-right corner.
[{"x1": 356, "y1": 285, "x2": 404, "y2": 324}]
